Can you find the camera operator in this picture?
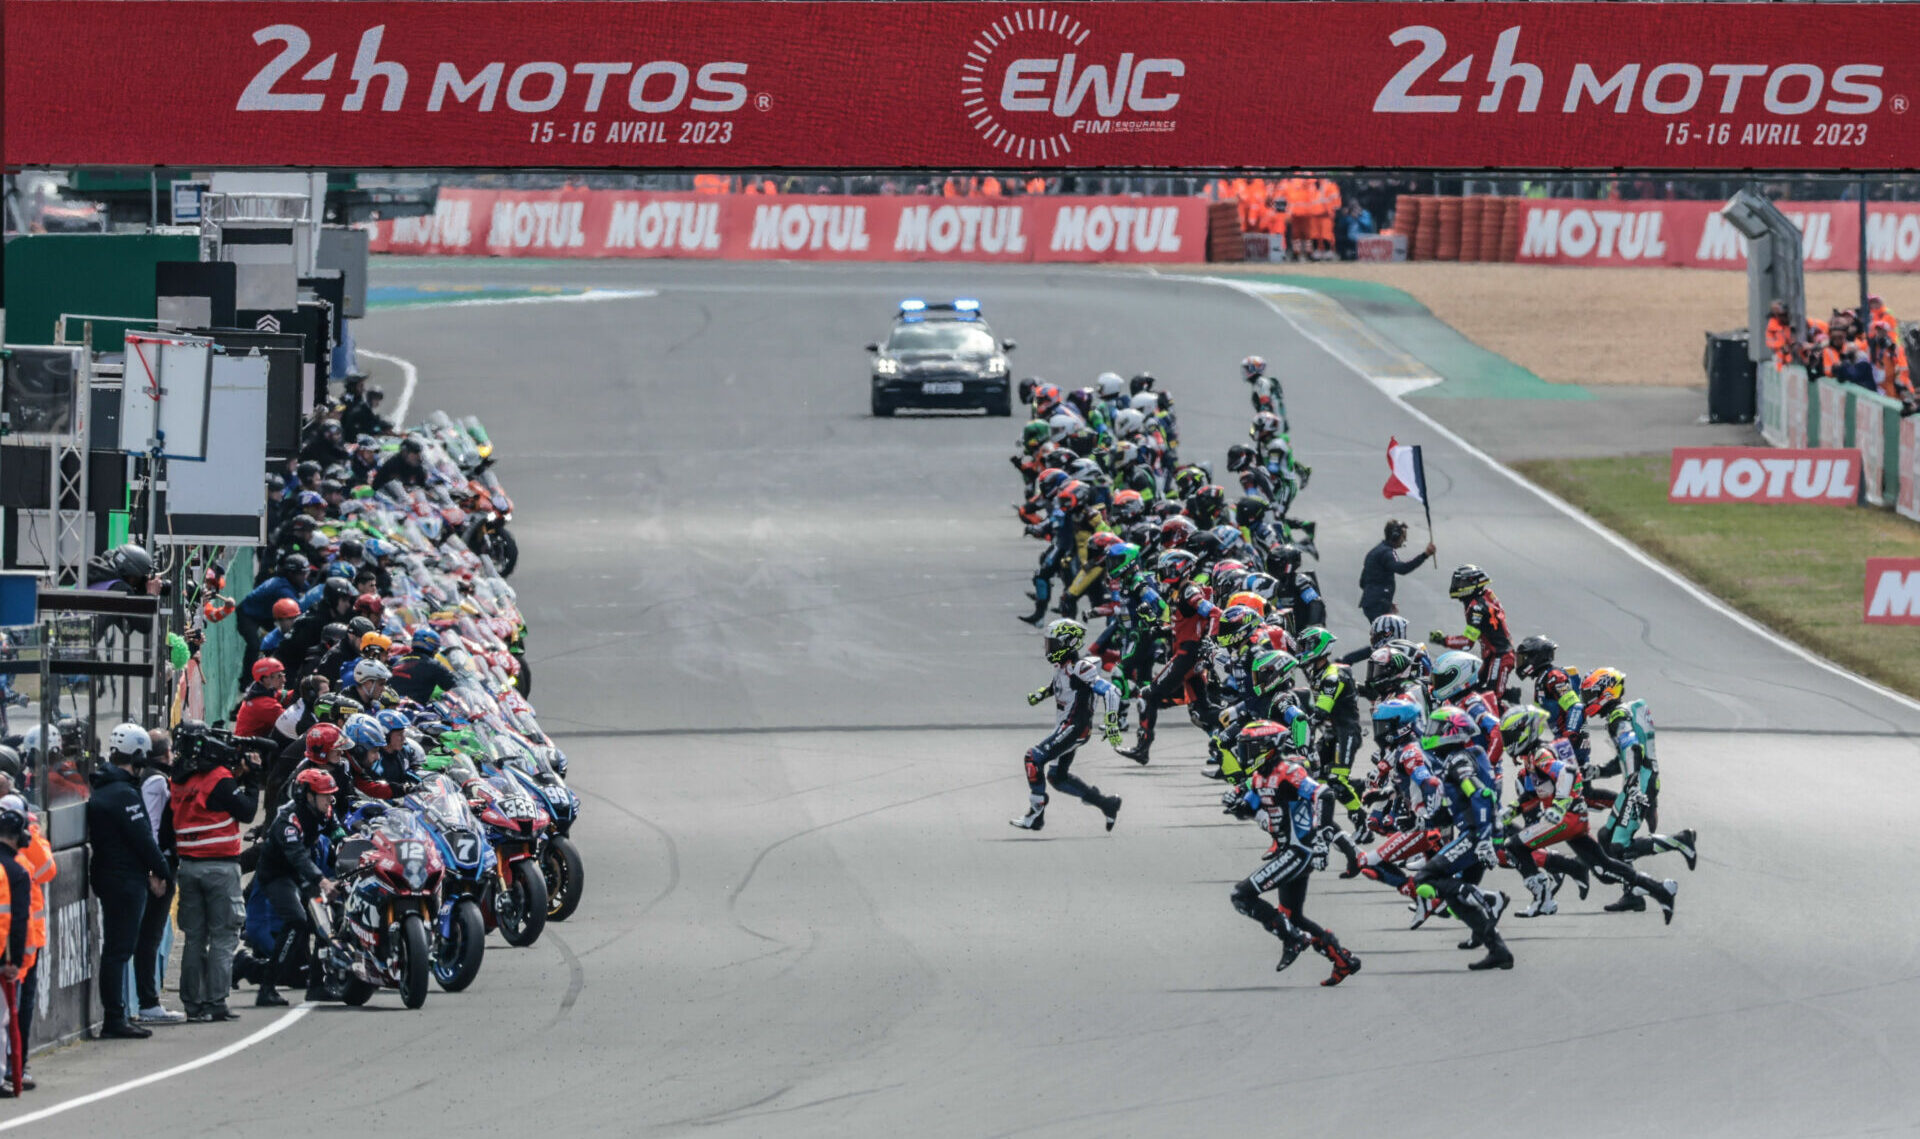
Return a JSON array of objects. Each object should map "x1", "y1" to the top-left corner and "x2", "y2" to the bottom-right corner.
[{"x1": 169, "y1": 721, "x2": 261, "y2": 1023}]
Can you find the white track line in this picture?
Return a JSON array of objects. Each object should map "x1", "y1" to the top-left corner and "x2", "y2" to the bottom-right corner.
[
  {"x1": 0, "y1": 1006, "x2": 311, "y2": 1130},
  {"x1": 356, "y1": 349, "x2": 418, "y2": 426},
  {"x1": 1194, "y1": 273, "x2": 1920, "y2": 719},
  {"x1": 371, "y1": 287, "x2": 657, "y2": 312}
]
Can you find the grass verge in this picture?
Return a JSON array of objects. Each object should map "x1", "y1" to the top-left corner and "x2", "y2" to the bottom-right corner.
[{"x1": 1513, "y1": 454, "x2": 1920, "y2": 702}]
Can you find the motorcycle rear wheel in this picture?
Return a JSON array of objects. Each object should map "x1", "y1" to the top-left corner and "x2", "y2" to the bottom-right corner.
[
  {"x1": 433, "y1": 900, "x2": 487, "y2": 993},
  {"x1": 497, "y1": 861, "x2": 549, "y2": 948},
  {"x1": 543, "y1": 835, "x2": 585, "y2": 922},
  {"x1": 399, "y1": 913, "x2": 431, "y2": 1009}
]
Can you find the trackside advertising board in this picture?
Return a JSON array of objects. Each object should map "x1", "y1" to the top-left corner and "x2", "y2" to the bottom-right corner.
[
  {"x1": 1513, "y1": 199, "x2": 1920, "y2": 272},
  {"x1": 1864, "y1": 558, "x2": 1920, "y2": 626},
  {"x1": 7, "y1": 3, "x2": 1920, "y2": 170},
  {"x1": 365, "y1": 188, "x2": 1204, "y2": 262},
  {"x1": 1667, "y1": 447, "x2": 1861, "y2": 505}
]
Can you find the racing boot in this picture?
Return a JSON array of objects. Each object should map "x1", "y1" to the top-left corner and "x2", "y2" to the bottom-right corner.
[
  {"x1": 1055, "y1": 592, "x2": 1078, "y2": 619},
  {"x1": 1480, "y1": 888, "x2": 1509, "y2": 927},
  {"x1": 1517, "y1": 872, "x2": 1558, "y2": 918},
  {"x1": 1018, "y1": 595, "x2": 1049, "y2": 626},
  {"x1": 1604, "y1": 886, "x2": 1647, "y2": 913},
  {"x1": 1273, "y1": 926, "x2": 1308, "y2": 975},
  {"x1": 1010, "y1": 794, "x2": 1048, "y2": 832},
  {"x1": 1467, "y1": 931, "x2": 1514, "y2": 971},
  {"x1": 1297, "y1": 520, "x2": 1319, "y2": 560},
  {"x1": 1317, "y1": 937, "x2": 1360, "y2": 987},
  {"x1": 1334, "y1": 832, "x2": 1363, "y2": 879},
  {"x1": 1408, "y1": 888, "x2": 1446, "y2": 931},
  {"x1": 1544, "y1": 854, "x2": 1590, "y2": 900},
  {"x1": 1674, "y1": 829, "x2": 1699, "y2": 872},
  {"x1": 1115, "y1": 737, "x2": 1150, "y2": 765},
  {"x1": 1098, "y1": 793, "x2": 1123, "y2": 833},
  {"x1": 1656, "y1": 879, "x2": 1679, "y2": 926},
  {"x1": 255, "y1": 983, "x2": 289, "y2": 1008}
]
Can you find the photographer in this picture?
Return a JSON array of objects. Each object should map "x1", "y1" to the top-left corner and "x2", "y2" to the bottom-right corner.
[{"x1": 169, "y1": 721, "x2": 260, "y2": 1023}]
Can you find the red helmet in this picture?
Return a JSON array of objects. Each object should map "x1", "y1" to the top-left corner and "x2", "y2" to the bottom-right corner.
[
  {"x1": 1158, "y1": 515, "x2": 1198, "y2": 548},
  {"x1": 271, "y1": 598, "x2": 301, "y2": 620},
  {"x1": 1033, "y1": 384, "x2": 1063, "y2": 415},
  {"x1": 251, "y1": 657, "x2": 286, "y2": 682},
  {"x1": 304, "y1": 723, "x2": 344, "y2": 760},
  {"x1": 1088, "y1": 532, "x2": 1125, "y2": 557},
  {"x1": 293, "y1": 767, "x2": 338, "y2": 796},
  {"x1": 354, "y1": 593, "x2": 383, "y2": 619}
]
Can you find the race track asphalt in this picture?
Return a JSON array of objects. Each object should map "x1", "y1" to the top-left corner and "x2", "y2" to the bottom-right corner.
[{"x1": 21, "y1": 260, "x2": 1920, "y2": 1138}]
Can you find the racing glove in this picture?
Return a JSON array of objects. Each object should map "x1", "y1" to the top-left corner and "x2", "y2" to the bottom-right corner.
[
  {"x1": 1027, "y1": 686, "x2": 1051, "y2": 706},
  {"x1": 1102, "y1": 713, "x2": 1124, "y2": 747},
  {"x1": 1473, "y1": 839, "x2": 1498, "y2": 868}
]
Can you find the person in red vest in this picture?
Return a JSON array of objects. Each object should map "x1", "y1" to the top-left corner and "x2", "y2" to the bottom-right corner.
[{"x1": 169, "y1": 721, "x2": 260, "y2": 1022}]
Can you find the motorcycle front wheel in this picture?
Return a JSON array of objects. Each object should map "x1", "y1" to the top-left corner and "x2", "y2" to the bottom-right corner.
[
  {"x1": 496, "y1": 861, "x2": 549, "y2": 948},
  {"x1": 399, "y1": 913, "x2": 431, "y2": 1009},
  {"x1": 433, "y1": 899, "x2": 487, "y2": 992},
  {"x1": 490, "y1": 529, "x2": 519, "y2": 576},
  {"x1": 542, "y1": 835, "x2": 585, "y2": 922}
]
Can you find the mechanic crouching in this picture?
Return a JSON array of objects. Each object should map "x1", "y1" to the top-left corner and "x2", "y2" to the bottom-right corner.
[{"x1": 253, "y1": 768, "x2": 339, "y2": 1007}]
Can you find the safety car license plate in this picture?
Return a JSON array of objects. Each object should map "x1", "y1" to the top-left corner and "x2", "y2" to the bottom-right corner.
[{"x1": 921, "y1": 381, "x2": 963, "y2": 394}]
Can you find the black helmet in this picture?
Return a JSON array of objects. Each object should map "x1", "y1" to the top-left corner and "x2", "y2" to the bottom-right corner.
[
  {"x1": 346, "y1": 616, "x2": 376, "y2": 640},
  {"x1": 319, "y1": 479, "x2": 345, "y2": 498},
  {"x1": 1017, "y1": 377, "x2": 1039, "y2": 404},
  {"x1": 295, "y1": 460, "x2": 323, "y2": 481},
  {"x1": 101, "y1": 543, "x2": 154, "y2": 581},
  {"x1": 320, "y1": 621, "x2": 349, "y2": 647},
  {"x1": 1270, "y1": 544, "x2": 1303, "y2": 578},
  {"x1": 1449, "y1": 564, "x2": 1491, "y2": 599},
  {"x1": 401, "y1": 437, "x2": 427, "y2": 456},
  {"x1": 279, "y1": 552, "x2": 311, "y2": 578},
  {"x1": 1129, "y1": 373, "x2": 1156, "y2": 395},
  {"x1": 323, "y1": 577, "x2": 358, "y2": 607},
  {"x1": 365, "y1": 385, "x2": 386, "y2": 401},
  {"x1": 338, "y1": 536, "x2": 364, "y2": 560},
  {"x1": 1226, "y1": 444, "x2": 1256, "y2": 473},
  {"x1": 1515, "y1": 635, "x2": 1559, "y2": 679},
  {"x1": 1235, "y1": 496, "x2": 1270, "y2": 526},
  {"x1": 320, "y1": 419, "x2": 343, "y2": 439}
]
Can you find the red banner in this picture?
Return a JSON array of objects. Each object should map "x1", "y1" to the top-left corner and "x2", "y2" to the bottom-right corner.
[
  {"x1": 1514, "y1": 199, "x2": 1920, "y2": 271},
  {"x1": 1668, "y1": 446, "x2": 1860, "y2": 505},
  {"x1": 7, "y1": 3, "x2": 1920, "y2": 171},
  {"x1": 1864, "y1": 557, "x2": 1920, "y2": 625},
  {"x1": 364, "y1": 188, "x2": 1206, "y2": 262}
]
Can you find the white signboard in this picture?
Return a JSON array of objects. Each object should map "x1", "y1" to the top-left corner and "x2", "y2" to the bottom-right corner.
[
  {"x1": 170, "y1": 180, "x2": 209, "y2": 225},
  {"x1": 120, "y1": 333, "x2": 213, "y2": 460},
  {"x1": 164, "y1": 352, "x2": 270, "y2": 543}
]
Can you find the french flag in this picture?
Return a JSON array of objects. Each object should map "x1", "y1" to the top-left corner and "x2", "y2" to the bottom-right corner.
[{"x1": 1382, "y1": 437, "x2": 1426, "y2": 503}]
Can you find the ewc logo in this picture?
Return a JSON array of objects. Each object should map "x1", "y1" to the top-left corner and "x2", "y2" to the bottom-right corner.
[{"x1": 962, "y1": 8, "x2": 1183, "y2": 158}]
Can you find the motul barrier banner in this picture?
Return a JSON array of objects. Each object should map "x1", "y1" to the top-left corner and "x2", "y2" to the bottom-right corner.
[
  {"x1": 1667, "y1": 446, "x2": 1860, "y2": 505},
  {"x1": 1514, "y1": 199, "x2": 1920, "y2": 271},
  {"x1": 366, "y1": 188, "x2": 1206, "y2": 262},
  {"x1": 8, "y1": 3, "x2": 1920, "y2": 171},
  {"x1": 1864, "y1": 558, "x2": 1920, "y2": 625}
]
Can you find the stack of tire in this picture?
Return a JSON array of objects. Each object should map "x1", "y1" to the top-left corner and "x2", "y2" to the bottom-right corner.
[{"x1": 1397, "y1": 194, "x2": 1524, "y2": 263}]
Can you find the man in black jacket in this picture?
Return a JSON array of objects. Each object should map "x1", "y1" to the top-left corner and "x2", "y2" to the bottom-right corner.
[
  {"x1": 86, "y1": 724, "x2": 171, "y2": 1039},
  {"x1": 1357, "y1": 520, "x2": 1436, "y2": 622},
  {"x1": 279, "y1": 580, "x2": 359, "y2": 680},
  {"x1": 254, "y1": 767, "x2": 339, "y2": 1006}
]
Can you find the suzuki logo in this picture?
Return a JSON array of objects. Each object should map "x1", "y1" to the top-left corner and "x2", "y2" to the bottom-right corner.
[{"x1": 962, "y1": 8, "x2": 1182, "y2": 159}]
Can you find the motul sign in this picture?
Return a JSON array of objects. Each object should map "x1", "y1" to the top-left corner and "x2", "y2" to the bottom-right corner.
[
  {"x1": 1668, "y1": 447, "x2": 1861, "y2": 505},
  {"x1": 1864, "y1": 558, "x2": 1920, "y2": 625},
  {"x1": 7, "y1": 3, "x2": 1920, "y2": 170}
]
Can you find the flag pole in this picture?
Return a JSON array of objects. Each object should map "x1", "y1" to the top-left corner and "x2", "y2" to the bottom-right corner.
[{"x1": 1414, "y1": 445, "x2": 1435, "y2": 568}]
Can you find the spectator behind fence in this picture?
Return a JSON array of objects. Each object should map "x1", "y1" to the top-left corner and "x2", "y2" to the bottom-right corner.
[
  {"x1": 0, "y1": 796, "x2": 32, "y2": 1094},
  {"x1": 86, "y1": 723, "x2": 171, "y2": 1040},
  {"x1": 133, "y1": 730, "x2": 183, "y2": 1024},
  {"x1": 170, "y1": 722, "x2": 259, "y2": 1023},
  {"x1": 1766, "y1": 300, "x2": 1794, "y2": 369}
]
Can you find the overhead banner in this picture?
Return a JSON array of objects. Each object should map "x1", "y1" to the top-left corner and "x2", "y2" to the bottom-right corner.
[
  {"x1": 365, "y1": 187, "x2": 1206, "y2": 262},
  {"x1": 7, "y1": 2, "x2": 1920, "y2": 170},
  {"x1": 1514, "y1": 199, "x2": 1920, "y2": 271},
  {"x1": 1668, "y1": 446, "x2": 1861, "y2": 506}
]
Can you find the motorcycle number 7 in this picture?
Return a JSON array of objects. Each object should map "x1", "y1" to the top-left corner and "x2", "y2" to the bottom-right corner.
[{"x1": 454, "y1": 835, "x2": 478, "y2": 863}]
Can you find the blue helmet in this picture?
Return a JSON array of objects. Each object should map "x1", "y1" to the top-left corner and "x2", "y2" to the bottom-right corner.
[
  {"x1": 411, "y1": 628, "x2": 441, "y2": 653},
  {"x1": 375, "y1": 709, "x2": 410, "y2": 737},
  {"x1": 343, "y1": 713, "x2": 387, "y2": 752},
  {"x1": 1371, "y1": 696, "x2": 1424, "y2": 748}
]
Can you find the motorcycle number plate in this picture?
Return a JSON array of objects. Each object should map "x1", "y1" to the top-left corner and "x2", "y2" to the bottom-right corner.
[{"x1": 921, "y1": 381, "x2": 963, "y2": 394}]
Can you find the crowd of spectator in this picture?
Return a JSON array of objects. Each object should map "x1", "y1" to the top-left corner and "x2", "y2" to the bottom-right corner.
[{"x1": 1769, "y1": 296, "x2": 1918, "y2": 412}]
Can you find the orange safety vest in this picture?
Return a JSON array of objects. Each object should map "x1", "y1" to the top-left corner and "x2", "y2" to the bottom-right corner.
[
  {"x1": 21, "y1": 825, "x2": 52, "y2": 969},
  {"x1": 1025, "y1": 177, "x2": 1046, "y2": 194},
  {"x1": 0, "y1": 851, "x2": 11, "y2": 965},
  {"x1": 172, "y1": 767, "x2": 244, "y2": 859}
]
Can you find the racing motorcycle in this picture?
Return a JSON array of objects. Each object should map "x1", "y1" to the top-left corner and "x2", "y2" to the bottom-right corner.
[
  {"x1": 462, "y1": 472, "x2": 519, "y2": 577},
  {"x1": 502, "y1": 743, "x2": 584, "y2": 922},
  {"x1": 318, "y1": 805, "x2": 444, "y2": 1010},
  {"x1": 402, "y1": 771, "x2": 494, "y2": 992},
  {"x1": 449, "y1": 753, "x2": 551, "y2": 947}
]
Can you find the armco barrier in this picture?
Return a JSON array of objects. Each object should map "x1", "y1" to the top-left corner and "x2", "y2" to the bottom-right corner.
[
  {"x1": 1758, "y1": 361, "x2": 1789, "y2": 448},
  {"x1": 1816, "y1": 379, "x2": 1852, "y2": 451},
  {"x1": 369, "y1": 189, "x2": 1209, "y2": 264},
  {"x1": 31, "y1": 847, "x2": 94, "y2": 1052},
  {"x1": 1770, "y1": 368, "x2": 1911, "y2": 511},
  {"x1": 1853, "y1": 386, "x2": 1903, "y2": 507},
  {"x1": 1900, "y1": 418, "x2": 1920, "y2": 523}
]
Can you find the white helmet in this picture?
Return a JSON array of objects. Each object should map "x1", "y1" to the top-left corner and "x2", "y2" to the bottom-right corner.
[
  {"x1": 108, "y1": 722, "x2": 152, "y2": 761},
  {"x1": 1130, "y1": 393, "x2": 1160, "y2": 414},
  {"x1": 1096, "y1": 372, "x2": 1125, "y2": 399},
  {"x1": 1047, "y1": 412, "x2": 1080, "y2": 442},
  {"x1": 1114, "y1": 408, "x2": 1146, "y2": 437},
  {"x1": 354, "y1": 659, "x2": 393, "y2": 684}
]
